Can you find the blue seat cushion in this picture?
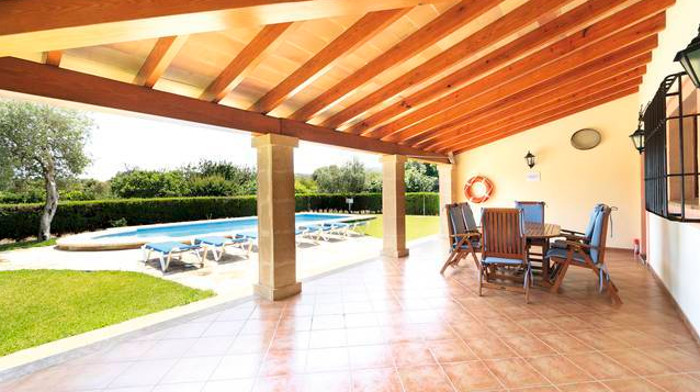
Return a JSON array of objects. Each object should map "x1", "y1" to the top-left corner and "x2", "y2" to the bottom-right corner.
[
  {"x1": 482, "y1": 256, "x2": 524, "y2": 265},
  {"x1": 452, "y1": 239, "x2": 481, "y2": 250},
  {"x1": 236, "y1": 231, "x2": 258, "y2": 240},
  {"x1": 551, "y1": 239, "x2": 567, "y2": 249},
  {"x1": 546, "y1": 247, "x2": 589, "y2": 263},
  {"x1": 144, "y1": 241, "x2": 198, "y2": 254},
  {"x1": 194, "y1": 236, "x2": 247, "y2": 246}
]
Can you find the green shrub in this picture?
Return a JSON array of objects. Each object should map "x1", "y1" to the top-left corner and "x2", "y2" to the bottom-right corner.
[
  {"x1": 186, "y1": 175, "x2": 235, "y2": 197},
  {"x1": 0, "y1": 193, "x2": 438, "y2": 240},
  {"x1": 110, "y1": 169, "x2": 189, "y2": 198}
]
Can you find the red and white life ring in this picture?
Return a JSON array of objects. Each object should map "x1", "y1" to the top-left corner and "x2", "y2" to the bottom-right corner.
[{"x1": 464, "y1": 176, "x2": 494, "y2": 203}]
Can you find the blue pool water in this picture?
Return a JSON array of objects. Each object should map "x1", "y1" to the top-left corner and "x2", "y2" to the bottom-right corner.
[{"x1": 95, "y1": 213, "x2": 354, "y2": 239}]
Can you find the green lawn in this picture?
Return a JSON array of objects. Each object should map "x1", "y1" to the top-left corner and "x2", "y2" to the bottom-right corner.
[
  {"x1": 0, "y1": 270, "x2": 213, "y2": 356},
  {"x1": 0, "y1": 238, "x2": 56, "y2": 252},
  {"x1": 364, "y1": 214, "x2": 440, "y2": 241}
]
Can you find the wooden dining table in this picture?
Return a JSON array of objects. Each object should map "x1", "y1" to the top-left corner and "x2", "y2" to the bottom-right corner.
[{"x1": 524, "y1": 222, "x2": 561, "y2": 282}]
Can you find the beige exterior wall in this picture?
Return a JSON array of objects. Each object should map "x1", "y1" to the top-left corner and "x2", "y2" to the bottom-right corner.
[
  {"x1": 641, "y1": 0, "x2": 700, "y2": 337},
  {"x1": 454, "y1": 94, "x2": 641, "y2": 249}
]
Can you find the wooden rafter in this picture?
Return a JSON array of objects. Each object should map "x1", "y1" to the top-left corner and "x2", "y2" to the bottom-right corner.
[
  {"x1": 134, "y1": 35, "x2": 188, "y2": 88},
  {"x1": 0, "y1": 0, "x2": 442, "y2": 55},
  {"x1": 201, "y1": 23, "x2": 292, "y2": 103},
  {"x1": 0, "y1": 57, "x2": 448, "y2": 163},
  {"x1": 376, "y1": 6, "x2": 668, "y2": 142},
  {"x1": 42, "y1": 51, "x2": 62, "y2": 67},
  {"x1": 252, "y1": 8, "x2": 410, "y2": 114},
  {"x1": 450, "y1": 86, "x2": 640, "y2": 153},
  {"x1": 417, "y1": 53, "x2": 652, "y2": 150},
  {"x1": 350, "y1": 0, "x2": 634, "y2": 137},
  {"x1": 289, "y1": 0, "x2": 504, "y2": 122},
  {"x1": 322, "y1": 0, "x2": 575, "y2": 129},
  {"x1": 426, "y1": 66, "x2": 647, "y2": 151}
]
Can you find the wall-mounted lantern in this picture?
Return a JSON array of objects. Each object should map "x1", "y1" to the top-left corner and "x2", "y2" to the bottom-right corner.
[
  {"x1": 629, "y1": 106, "x2": 645, "y2": 154},
  {"x1": 524, "y1": 151, "x2": 536, "y2": 169},
  {"x1": 675, "y1": 24, "x2": 700, "y2": 88}
]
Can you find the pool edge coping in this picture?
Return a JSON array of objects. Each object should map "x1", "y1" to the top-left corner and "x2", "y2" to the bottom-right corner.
[{"x1": 55, "y1": 213, "x2": 373, "y2": 251}]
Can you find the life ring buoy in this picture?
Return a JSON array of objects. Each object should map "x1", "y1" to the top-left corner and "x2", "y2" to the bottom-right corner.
[{"x1": 464, "y1": 176, "x2": 494, "y2": 203}]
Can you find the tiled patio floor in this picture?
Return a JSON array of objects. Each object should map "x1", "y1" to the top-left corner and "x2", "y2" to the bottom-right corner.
[{"x1": 2, "y1": 239, "x2": 699, "y2": 391}]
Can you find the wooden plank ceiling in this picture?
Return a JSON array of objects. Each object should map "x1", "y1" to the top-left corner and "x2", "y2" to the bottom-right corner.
[{"x1": 0, "y1": 0, "x2": 672, "y2": 158}]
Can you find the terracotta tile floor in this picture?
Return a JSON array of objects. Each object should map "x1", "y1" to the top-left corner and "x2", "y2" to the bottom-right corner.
[{"x1": 2, "y1": 239, "x2": 700, "y2": 391}]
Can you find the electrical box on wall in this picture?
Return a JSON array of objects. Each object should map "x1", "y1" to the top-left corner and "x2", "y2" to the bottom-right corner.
[{"x1": 526, "y1": 171, "x2": 541, "y2": 182}]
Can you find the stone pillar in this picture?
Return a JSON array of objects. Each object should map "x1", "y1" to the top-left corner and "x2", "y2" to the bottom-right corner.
[
  {"x1": 252, "y1": 134, "x2": 301, "y2": 301},
  {"x1": 381, "y1": 155, "x2": 409, "y2": 258},
  {"x1": 438, "y1": 164, "x2": 457, "y2": 237}
]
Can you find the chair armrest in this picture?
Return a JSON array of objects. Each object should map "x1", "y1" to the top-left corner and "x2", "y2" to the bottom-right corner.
[
  {"x1": 559, "y1": 233, "x2": 588, "y2": 242},
  {"x1": 451, "y1": 232, "x2": 480, "y2": 239},
  {"x1": 560, "y1": 240, "x2": 600, "y2": 251}
]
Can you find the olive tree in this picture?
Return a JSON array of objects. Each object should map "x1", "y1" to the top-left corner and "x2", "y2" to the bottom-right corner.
[{"x1": 0, "y1": 101, "x2": 93, "y2": 240}]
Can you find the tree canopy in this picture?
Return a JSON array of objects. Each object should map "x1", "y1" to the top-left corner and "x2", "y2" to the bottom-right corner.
[
  {"x1": 0, "y1": 100, "x2": 93, "y2": 239},
  {"x1": 0, "y1": 101, "x2": 92, "y2": 182}
]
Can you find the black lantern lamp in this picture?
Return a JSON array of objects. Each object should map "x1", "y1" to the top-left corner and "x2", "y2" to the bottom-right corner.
[
  {"x1": 524, "y1": 151, "x2": 536, "y2": 169},
  {"x1": 629, "y1": 106, "x2": 645, "y2": 154},
  {"x1": 675, "y1": 24, "x2": 700, "y2": 88}
]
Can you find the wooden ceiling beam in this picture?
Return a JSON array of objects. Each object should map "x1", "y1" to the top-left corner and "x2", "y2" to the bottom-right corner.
[
  {"x1": 412, "y1": 51, "x2": 652, "y2": 149},
  {"x1": 200, "y1": 23, "x2": 292, "y2": 103},
  {"x1": 379, "y1": 11, "x2": 665, "y2": 142},
  {"x1": 425, "y1": 66, "x2": 646, "y2": 151},
  {"x1": 252, "y1": 8, "x2": 410, "y2": 114},
  {"x1": 450, "y1": 86, "x2": 640, "y2": 153},
  {"x1": 42, "y1": 51, "x2": 62, "y2": 67},
  {"x1": 289, "y1": 0, "x2": 504, "y2": 122},
  {"x1": 0, "y1": 0, "x2": 442, "y2": 55},
  {"x1": 0, "y1": 57, "x2": 448, "y2": 163},
  {"x1": 351, "y1": 0, "x2": 636, "y2": 137},
  {"x1": 322, "y1": 0, "x2": 575, "y2": 129},
  {"x1": 134, "y1": 35, "x2": 188, "y2": 88}
]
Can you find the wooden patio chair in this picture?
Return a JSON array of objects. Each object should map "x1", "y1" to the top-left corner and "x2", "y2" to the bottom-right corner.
[
  {"x1": 551, "y1": 203, "x2": 605, "y2": 250},
  {"x1": 545, "y1": 204, "x2": 621, "y2": 305},
  {"x1": 479, "y1": 208, "x2": 532, "y2": 303},
  {"x1": 515, "y1": 201, "x2": 546, "y2": 265},
  {"x1": 440, "y1": 202, "x2": 481, "y2": 274}
]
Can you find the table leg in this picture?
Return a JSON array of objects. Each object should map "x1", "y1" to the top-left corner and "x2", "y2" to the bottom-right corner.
[{"x1": 541, "y1": 240, "x2": 551, "y2": 286}]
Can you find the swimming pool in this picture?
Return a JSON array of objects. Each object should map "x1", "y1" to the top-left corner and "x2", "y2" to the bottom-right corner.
[{"x1": 56, "y1": 213, "x2": 370, "y2": 251}]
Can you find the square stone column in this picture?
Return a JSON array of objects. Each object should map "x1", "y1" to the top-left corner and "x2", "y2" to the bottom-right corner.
[
  {"x1": 381, "y1": 155, "x2": 409, "y2": 258},
  {"x1": 252, "y1": 134, "x2": 301, "y2": 301},
  {"x1": 437, "y1": 164, "x2": 458, "y2": 237}
]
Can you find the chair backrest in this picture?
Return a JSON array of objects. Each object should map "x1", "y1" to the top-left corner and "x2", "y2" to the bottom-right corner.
[
  {"x1": 481, "y1": 208, "x2": 527, "y2": 261},
  {"x1": 515, "y1": 201, "x2": 545, "y2": 224},
  {"x1": 583, "y1": 203, "x2": 606, "y2": 240},
  {"x1": 446, "y1": 203, "x2": 466, "y2": 245},
  {"x1": 460, "y1": 202, "x2": 478, "y2": 231},
  {"x1": 588, "y1": 205, "x2": 612, "y2": 264}
]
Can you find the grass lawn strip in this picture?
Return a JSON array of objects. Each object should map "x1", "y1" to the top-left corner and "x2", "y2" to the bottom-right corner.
[
  {"x1": 0, "y1": 270, "x2": 213, "y2": 356},
  {"x1": 364, "y1": 215, "x2": 439, "y2": 241}
]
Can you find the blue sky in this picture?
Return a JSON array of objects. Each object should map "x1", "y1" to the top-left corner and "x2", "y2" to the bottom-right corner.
[{"x1": 85, "y1": 111, "x2": 381, "y2": 180}]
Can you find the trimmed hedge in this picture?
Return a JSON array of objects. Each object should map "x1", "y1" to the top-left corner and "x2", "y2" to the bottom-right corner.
[{"x1": 0, "y1": 193, "x2": 438, "y2": 240}]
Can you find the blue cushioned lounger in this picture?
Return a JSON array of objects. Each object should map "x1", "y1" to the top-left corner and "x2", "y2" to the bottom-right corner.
[
  {"x1": 141, "y1": 241, "x2": 202, "y2": 272},
  {"x1": 194, "y1": 235, "x2": 251, "y2": 261}
]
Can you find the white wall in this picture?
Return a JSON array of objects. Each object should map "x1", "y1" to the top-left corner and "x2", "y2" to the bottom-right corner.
[
  {"x1": 642, "y1": 0, "x2": 700, "y2": 337},
  {"x1": 454, "y1": 94, "x2": 641, "y2": 249}
]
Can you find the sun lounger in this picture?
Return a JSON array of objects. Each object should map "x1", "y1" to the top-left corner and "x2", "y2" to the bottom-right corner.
[
  {"x1": 349, "y1": 220, "x2": 369, "y2": 236},
  {"x1": 298, "y1": 224, "x2": 331, "y2": 241},
  {"x1": 194, "y1": 235, "x2": 252, "y2": 261},
  {"x1": 141, "y1": 241, "x2": 203, "y2": 272},
  {"x1": 321, "y1": 222, "x2": 350, "y2": 236}
]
